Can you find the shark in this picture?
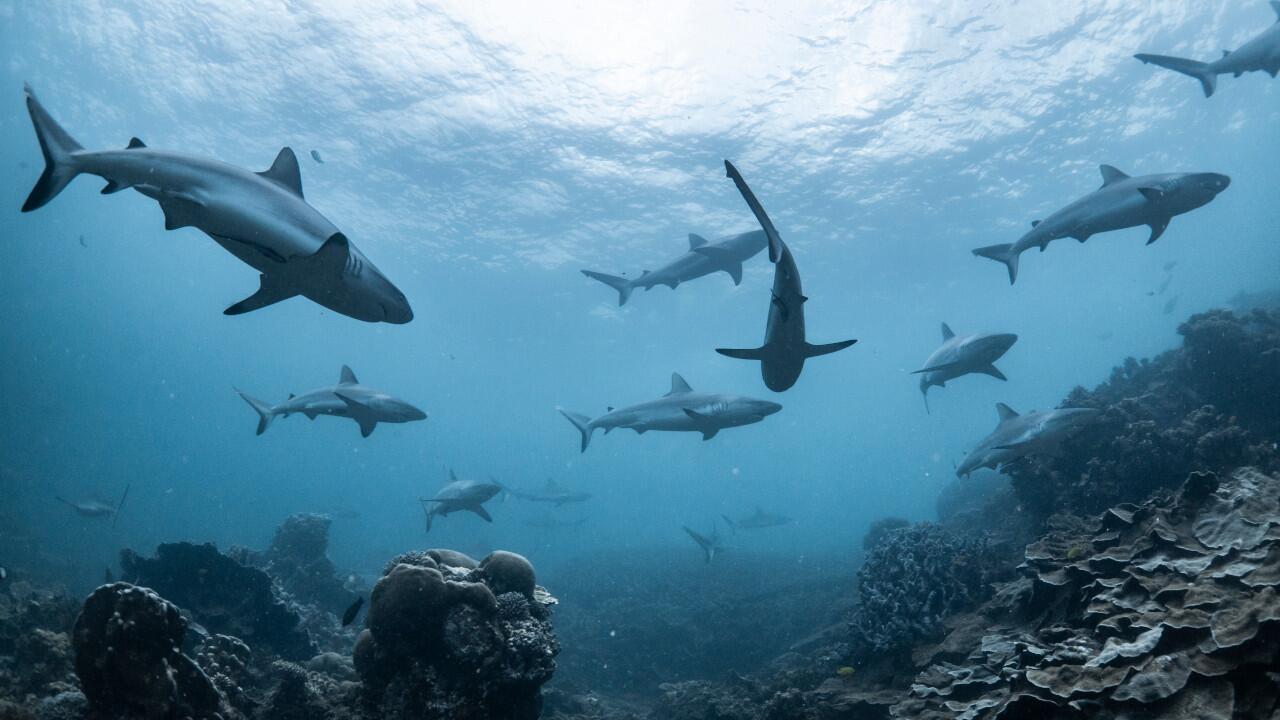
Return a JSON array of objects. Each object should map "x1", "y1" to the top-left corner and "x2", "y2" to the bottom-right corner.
[
  {"x1": 683, "y1": 524, "x2": 725, "y2": 563},
  {"x1": 957, "y1": 404, "x2": 1101, "y2": 478},
  {"x1": 502, "y1": 479, "x2": 592, "y2": 507},
  {"x1": 420, "y1": 471, "x2": 503, "y2": 533},
  {"x1": 914, "y1": 323, "x2": 1018, "y2": 412},
  {"x1": 973, "y1": 165, "x2": 1229, "y2": 284},
  {"x1": 581, "y1": 230, "x2": 768, "y2": 306},
  {"x1": 19, "y1": 84, "x2": 412, "y2": 323},
  {"x1": 715, "y1": 161, "x2": 857, "y2": 391},
  {"x1": 1136, "y1": 2, "x2": 1280, "y2": 97},
  {"x1": 558, "y1": 373, "x2": 782, "y2": 452},
  {"x1": 55, "y1": 484, "x2": 129, "y2": 528},
  {"x1": 236, "y1": 365, "x2": 426, "y2": 438},
  {"x1": 721, "y1": 507, "x2": 793, "y2": 532}
]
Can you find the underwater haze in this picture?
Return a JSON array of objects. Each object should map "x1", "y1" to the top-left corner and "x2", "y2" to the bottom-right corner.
[{"x1": 1, "y1": 0, "x2": 1279, "y2": 682}]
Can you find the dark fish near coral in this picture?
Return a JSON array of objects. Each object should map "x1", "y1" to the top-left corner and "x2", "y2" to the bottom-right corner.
[
  {"x1": 310, "y1": 149, "x2": 324, "y2": 163},
  {"x1": 342, "y1": 595, "x2": 363, "y2": 626}
]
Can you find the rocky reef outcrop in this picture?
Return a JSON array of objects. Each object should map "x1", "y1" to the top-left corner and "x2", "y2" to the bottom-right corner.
[
  {"x1": 895, "y1": 467, "x2": 1280, "y2": 719},
  {"x1": 851, "y1": 523, "x2": 1008, "y2": 655},
  {"x1": 121, "y1": 541, "x2": 317, "y2": 661},
  {"x1": 72, "y1": 582, "x2": 230, "y2": 719},
  {"x1": 354, "y1": 549, "x2": 558, "y2": 720},
  {"x1": 1007, "y1": 309, "x2": 1280, "y2": 519},
  {"x1": 237, "y1": 513, "x2": 359, "y2": 616}
]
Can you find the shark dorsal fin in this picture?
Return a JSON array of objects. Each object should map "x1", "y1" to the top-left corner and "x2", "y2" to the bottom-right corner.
[
  {"x1": 258, "y1": 147, "x2": 304, "y2": 199},
  {"x1": 606, "y1": 406, "x2": 614, "y2": 412},
  {"x1": 288, "y1": 393, "x2": 296, "y2": 400},
  {"x1": 339, "y1": 365, "x2": 358, "y2": 385},
  {"x1": 1099, "y1": 165, "x2": 1129, "y2": 187},
  {"x1": 127, "y1": 137, "x2": 146, "y2": 149},
  {"x1": 1272, "y1": 1, "x2": 1279, "y2": 22},
  {"x1": 667, "y1": 373, "x2": 693, "y2": 395},
  {"x1": 996, "y1": 403, "x2": 1020, "y2": 422},
  {"x1": 688, "y1": 233, "x2": 708, "y2": 250},
  {"x1": 941, "y1": 322, "x2": 955, "y2": 341},
  {"x1": 1031, "y1": 220, "x2": 1041, "y2": 228}
]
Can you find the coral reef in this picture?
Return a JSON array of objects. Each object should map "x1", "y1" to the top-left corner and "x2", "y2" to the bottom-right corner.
[
  {"x1": 861, "y1": 517, "x2": 910, "y2": 551},
  {"x1": 120, "y1": 541, "x2": 317, "y2": 660},
  {"x1": 896, "y1": 468, "x2": 1280, "y2": 719},
  {"x1": 1007, "y1": 309, "x2": 1280, "y2": 519},
  {"x1": 851, "y1": 523, "x2": 1008, "y2": 655},
  {"x1": 242, "y1": 513, "x2": 360, "y2": 616},
  {"x1": 72, "y1": 582, "x2": 230, "y2": 719},
  {"x1": 354, "y1": 550, "x2": 559, "y2": 720},
  {"x1": 0, "y1": 581, "x2": 79, "y2": 706}
]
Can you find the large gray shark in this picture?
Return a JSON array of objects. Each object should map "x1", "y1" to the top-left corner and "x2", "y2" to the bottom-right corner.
[
  {"x1": 558, "y1": 372, "x2": 782, "y2": 452},
  {"x1": 914, "y1": 323, "x2": 1018, "y2": 412},
  {"x1": 721, "y1": 507, "x2": 793, "y2": 532},
  {"x1": 581, "y1": 230, "x2": 768, "y2": 306},
  {"x1": 421, "y1": 472, "x2": 503, "y2": 533},
  {"x1": 1136, "y1": 3, "x2": 1280, "y2": 97},
  {"x1": 502, "y1": 479, "x2": 592, "y2": 507},
  {"x1": 957, "y1": 404, "x2": 1101, "y2": 477},
  {"x1": 236, "y1": 365, "x2": 426, "y2": 438},
  {"x1": 683, "y1": 524, "x2": 725, "y2": 563},
  {"x1": 56, "y1": 484, "x2": 129, "y2": 528},
  {"x1": 973, "y1": 165, "x2": 1229, "y2": 284},
  {"x1": 715, "y1": 161, "x2": 857, "y2": 391},
  {"x1": 19, "y1": 84, "x2": 412, "y2": 323}
]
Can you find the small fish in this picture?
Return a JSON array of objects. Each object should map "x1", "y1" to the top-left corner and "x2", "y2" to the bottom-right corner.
[
  {"x1": 310, "y1": 149, "x2": 324, "y2": 164},
  {"x1": 78, "y1": 234, "x2": 87, "y2": 248},
  {"x1": 837, "y1": 666, "x2": 856, "y2": 677},
  {"x1": 342, "y1": 595, "x2": 364, "y2": 626}
]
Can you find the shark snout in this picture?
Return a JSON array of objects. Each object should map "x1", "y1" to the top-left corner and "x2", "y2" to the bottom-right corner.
[
  {"x1": 380, "y1": 288, "x2": 414, "y2": 324},
  {"x1": 757, "y1": 400, "x2": 783, "y2": 417},
  {"x1": 397, "y1": 402, "x2": 428, "y2": 421},
  {"x1": 1202, "y1": 173, "x2": 1230, "y2": 193}
]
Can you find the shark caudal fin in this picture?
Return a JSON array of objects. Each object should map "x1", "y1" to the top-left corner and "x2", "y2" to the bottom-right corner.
[
  {"x1": 558, "y1": 408, "x2": 596, "y2": 452},
  {"x1": 21, "y1": 84, "x2": 84, "y2": 212},
  {"x1": 972, "y1": 244, "x2": 1021, "y2": 285},
  {"x1": 235, "y1": 389, "x2": 276, "y2": 435},
  {"x1": 581, "y1": 270, "x2": 633, "y2": 306},
  {"x1": 1134, "y1": 54, "x2": 1217, "y2": 97},
  {"x1": 721, "y1": 515, "x2": 738, "y2": 534}
]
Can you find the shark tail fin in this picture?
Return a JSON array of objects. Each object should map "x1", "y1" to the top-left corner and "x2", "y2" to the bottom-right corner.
[
  {"x1": 581, "y1": 270, "x2": 633, "y2": 306},
  {"x1": 21, "y1": 84, "x2": 84, "y2": 212},
  {"x1": 558, "y1": 408, "x2": 595, "y2": 453},
  {"x1": 112, "y1": 484, "x2": 130, "y2": 529},
  {"x1": 235, "y1": 389, "x2": 276, "y2": 435},
  {"x1": 804, "y1": 339, "x2": 858, "y2": 358},
  {"x1": 1134, "y1": 54, "x2": 1217, "y2": 97},
  {"x1": 972, "y1": 243, "x2": 1020, "y2": 285}
]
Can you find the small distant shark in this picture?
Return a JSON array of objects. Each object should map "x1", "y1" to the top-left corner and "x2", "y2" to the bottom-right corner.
[
  {"x1": 236, "y1": 365, "x2": 426, "y2": 438},
  {"x1": 581, "y1": 230, "x2": 768, "y2": 306},
  {"x1": 957, "y1": 404, "x2": 1101, "y2": 477},
  {"x1": 558, "y1": 373, "x2": 782, "y2": 452},
  {"x1": 683, "y1": 525, "x2": 725, "y2": 563},
  {"x1": 502, "y1": 479, "x2": 592, "y2": 507},
  {"x1": 420, "y1": 471, "x2": 502, "y2": 533},
  {"x1": 19, "y1": 84, "x2": 412, "y2": 323},
  {"x1": 721, "y1": 507, "x2": 793, "y2": 532},
  {"x1": 914, "y1": 323, "x2": 1018, "y2": 413},
  {"x1": 1135, "y1": 3, "x2": 1280, "y2": 97},
  {"x1": 973, "y1": 165, "x2": 1229, "y2": 284},
  {"x1": 716, "y1": 161, "x2": 857, "y2": 391},
  {"x1": 56, "y1": 484, "x2": 130, "y2": 528}
]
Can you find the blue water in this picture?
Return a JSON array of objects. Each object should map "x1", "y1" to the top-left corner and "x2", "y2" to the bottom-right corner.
[{"x1": 0, "y1": 2, "x2": 1277, "y2": 590}]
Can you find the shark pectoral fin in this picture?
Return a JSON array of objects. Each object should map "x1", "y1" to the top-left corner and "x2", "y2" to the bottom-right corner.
[
  {"x1": 224, "y1": 274, "x2": 300, "y2": 316},
  {"x1": 1146, "y1": 217, "x2": 1170, "y2": 245},
  {"x1": 804, "y1": 339, "x2": 857, "y2": 358},
  {"x1": 334, "y1": 392, "x2": 377, "y2": 437},
  {"x1": 101, "y1": 180, "x2": 131, "y2": 195},
  {"x1": 299, "y1": 232, "x2": 351, "y2": 273},
  {"x1": 725, "y1": 261, "x2": 744, "y2": 285},
  {"x1": 910, "y1": 361, "x2": 960, "y2": 375},
  {"x1": 682, "y1": 409, "x2": 720, "y2": 441},
  {"x1": 977, "y1": 364, "x2": 1008, "y2": 381},
  {"x1": 258, "y1": 147, "x2": 304, "y2": 198},
  {"x1": 470, "y1": 505, "x2": 493, "y2": 523},
  {"x1": 158, "y1": 192, "x2": 206, "y2": 231},
  {"x1": 717, "y1": 347, "x2": 767, "y2": 361},
  {"x1": 691, "y1": 246, "x2": 745, "y2": 285}
]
